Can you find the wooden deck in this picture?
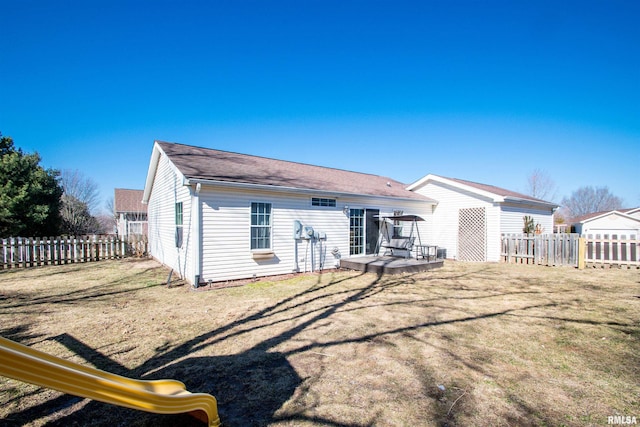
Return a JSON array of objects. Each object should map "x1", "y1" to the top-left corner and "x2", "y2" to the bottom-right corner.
[{"x1": 340, "y1": 256, "x2": 444, "y2": 275}]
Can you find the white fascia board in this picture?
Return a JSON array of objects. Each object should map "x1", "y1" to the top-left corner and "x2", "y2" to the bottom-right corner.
[
  {"x1": 142, "y1": 142, "x2": 162, "y2": 204},
  {"x1": 185, "y1": 178, "x2": 436, "y2": 205},
  {"x1": 406, "y1": 173, "x2": 433, "y2": 191},
  {"x1": 626, "y1": 207, "x2": 640, "y2": 215},
  {"x1": 142, "y1": 141, "x2": 187, "y2": 204},
  {"x1": 407, "y1": 174, "x2": 504, "y2": 202}
]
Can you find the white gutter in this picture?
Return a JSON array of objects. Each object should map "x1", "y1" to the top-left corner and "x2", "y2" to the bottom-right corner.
[
  {"x1": 184, "y1": 178, "x2": 436, "y2": 205},
  {"x1": 503, "y1": 197, "x2": 559, "y2": 210}
]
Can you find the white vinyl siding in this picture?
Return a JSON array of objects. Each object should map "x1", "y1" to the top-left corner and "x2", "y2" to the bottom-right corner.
[
  {"x1": 198, "y1": 187, "x2": 431, "y2": 282},
  {"x1": 146, "y1": 153, "x2": 192, "y2": 280},
  {"x1": 200, "y1": 188, "x2": 347, "y2": 282},
  {"x1": 411, "y1": 181, "x2": 500, "y2": 261},
  {"x1": 500, "y1": 205, "x2": 554, "y2": 235}
]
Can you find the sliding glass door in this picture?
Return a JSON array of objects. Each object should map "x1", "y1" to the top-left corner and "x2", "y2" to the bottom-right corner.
[{"x1": 349, "y1": 208, "x2": 379, "y2": 256}]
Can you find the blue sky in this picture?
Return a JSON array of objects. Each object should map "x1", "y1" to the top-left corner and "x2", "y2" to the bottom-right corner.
[{"x1": 2, "y1": 0, "x2": 638, "y2": 212}]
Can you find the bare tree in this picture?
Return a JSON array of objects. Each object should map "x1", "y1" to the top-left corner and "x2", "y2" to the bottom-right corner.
[
  {"x1": 60, "y1": 194, "x2": 101, "y2": 235},
  {"x1": 101, "y1": 196, "x2": 118, "y2": 234},
  {"x1": 561, "y1": 186, "x2": 624, "y2": 218},
  {"x1": 59, "y1": 169, "x2": 101, "y2": 214},
  {"x1": 95, "y1": 213, "x2": 116, "y2": 234},
  {"x1": 59, "y1": 170, "x2": 103, "y2": 235},
  {"x1": 525, "y1": 169, "x2": 558, "y2": 202}
]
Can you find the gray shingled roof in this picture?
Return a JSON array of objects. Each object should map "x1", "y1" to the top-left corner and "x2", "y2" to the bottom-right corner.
[
  {"x1": 445, "y1": 176, "x2": 555, "y2": 205},
  {"x1": 157, "y1": 141, "x2": 431, "y2": 201}
]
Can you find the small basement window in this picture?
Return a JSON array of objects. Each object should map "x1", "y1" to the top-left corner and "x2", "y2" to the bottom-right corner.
[{"x1": 312, "y1": 197, "x2": 336, "y2": 207}]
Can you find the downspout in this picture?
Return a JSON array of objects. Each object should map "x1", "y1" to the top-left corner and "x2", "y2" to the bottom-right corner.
[{"x1": 192, "y1": 183, "x2": 202, "y2": 287}]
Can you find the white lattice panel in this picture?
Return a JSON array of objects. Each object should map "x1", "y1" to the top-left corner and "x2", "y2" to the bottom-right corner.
[{"x1": 458, "y1": 207, "x2": 486, "y2": 262}]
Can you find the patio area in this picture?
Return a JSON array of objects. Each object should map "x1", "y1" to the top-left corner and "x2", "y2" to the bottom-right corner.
[{"x1": 340, "y1": 255, "x2": 444, "y2": 275}]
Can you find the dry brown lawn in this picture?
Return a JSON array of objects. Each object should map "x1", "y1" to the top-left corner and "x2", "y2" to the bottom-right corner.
[{"x1": 0, "y1": 258, "x2": 638, "y2": 427}]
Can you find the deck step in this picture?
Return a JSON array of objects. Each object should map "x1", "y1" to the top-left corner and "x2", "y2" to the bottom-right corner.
[{"x1": 340, "y1": 256, "x2": 444, "y2": 275}]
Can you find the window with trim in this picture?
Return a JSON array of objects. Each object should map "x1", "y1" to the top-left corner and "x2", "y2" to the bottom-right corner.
[
  {"x1": 175, "y1": 202, "x2": 183, "y2": 247},
  {"x1": 251, "y1": 202, "x2": 272, "y2": 250},
  {"x1": 393, "y1": 210, "x2": 403, "y2": 238},
  {"x1": 128, "y1": 222, "x2": 143, "y2": 235},
  {"x1": 312, "y1": 197, "x2": 336, "y2": 207}
]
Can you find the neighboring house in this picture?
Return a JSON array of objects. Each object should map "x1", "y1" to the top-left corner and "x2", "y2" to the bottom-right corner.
[
  {"x1": 114, "y1": 189, "x2": 148, "y2": 238},
  {"x1": 570, "y1": 208, "x2": 640, "y2": 238},
  {"x1": 142, "y1": 141, "x2": 436, "y2": 285},
  {"x1": 407, "y1": 174, "x2": 558, "y2": 262}
]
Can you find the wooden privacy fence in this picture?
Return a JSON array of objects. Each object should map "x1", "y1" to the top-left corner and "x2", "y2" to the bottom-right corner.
[
  {"x1": 501, "y1": 233, "x2": 580, "y2": 267},
  {"x1": 1, "y1": 236, "x2": 146, "y2": 269},
  {"x1": 501, "y1": 233, "x2": 640, "y2": 268}
]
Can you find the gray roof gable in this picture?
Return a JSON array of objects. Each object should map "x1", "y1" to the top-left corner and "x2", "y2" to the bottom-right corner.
[
  {"x1": 156, "y1": 141, "x2": 432, "y2": 202},
  {"x1": 445, "y1": 176, "x2": 554, "y2": 205}
]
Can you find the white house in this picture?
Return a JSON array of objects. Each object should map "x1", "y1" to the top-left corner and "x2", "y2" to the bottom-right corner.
[
  {"x1": 407, "y1": 174, "x2": 558, "y2": 262},
  {"x1": 142, "y1": 141, "x2": 436, "y2": 285},
  {"x1": 142, "y1": 142, "x2": 559, "y2": 283},
  {"x1": 571, "y1": 208, "x2": 640, "y2": 238}
]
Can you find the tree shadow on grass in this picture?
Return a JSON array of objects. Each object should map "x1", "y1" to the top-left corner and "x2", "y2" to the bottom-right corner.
[
  {"x1": 5, "y1": 266, "x2": 631, "y2": 426},
  {"x1": 2, "y1": 268, "x2": 394, "y2": 426},
  {"x1": 2, "y1": 334, "x2": 302, "y2": 427}
]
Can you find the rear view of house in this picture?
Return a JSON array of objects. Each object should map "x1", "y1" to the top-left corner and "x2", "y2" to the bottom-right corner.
[
  {"x1": 142, "y1": 141, "x2": 435, "y2": 285},
  {"x1": 142, "y1": 141, "x2": 558, "y2": 284}
]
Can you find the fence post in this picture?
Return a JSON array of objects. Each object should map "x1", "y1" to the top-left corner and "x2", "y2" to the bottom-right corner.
[{"x1": 577, "y1": 237, "x2": 586, "y2": 269}]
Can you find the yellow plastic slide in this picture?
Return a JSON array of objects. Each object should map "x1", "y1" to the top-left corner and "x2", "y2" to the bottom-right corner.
[{"x1": 0, "y1": 336, "x2": 220, "y2": 426}]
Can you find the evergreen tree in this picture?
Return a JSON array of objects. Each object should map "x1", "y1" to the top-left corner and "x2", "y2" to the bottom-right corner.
[{"x1": 0, "y1": 133, "x2": 63, "y2": 237}]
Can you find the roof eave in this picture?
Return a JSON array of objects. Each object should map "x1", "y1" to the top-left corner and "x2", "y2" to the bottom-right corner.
[
  {"x1": 408, "y1": 174, "x2": 504, "y2": 202},
  {"x1": 577, "y1": 210, "x2": 640, "y2": 224},
  {"x1": 503, "y1": 197, "x2": 559, "y2": 210},
  {"x1": 185, "y1": 177, "x2": 436, "y2": 204},
  {"x1": 142, "y1": 142, "x2": 163, "y2": 204}
]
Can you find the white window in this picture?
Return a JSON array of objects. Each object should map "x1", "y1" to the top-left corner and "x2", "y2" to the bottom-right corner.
[
  {"x1": 128, "y1": 222, "x2": 143, "y2": 235},
  {"x1": 312, "y1": 197, "x2": 336, "y2": 207},
  {"x1": 393, "y1": 210, "x2": 403, "y2": 238},
  {"x1": 175, "y1": 202, "x2": 183, "y2": 247},
  {"x1": 251, "y1": 202, "x2": 272, "y2": 250}
]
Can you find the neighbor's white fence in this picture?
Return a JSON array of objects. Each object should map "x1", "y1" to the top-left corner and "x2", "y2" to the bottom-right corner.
[
  {"x1": 501, "y1": 233, "x2": 639, "y2": 269},
  {"x1": 584, "y1": 235, "x2": 639, "y2": 268},
  {"x1": 1, "y1": 236, "x2": 147, "y2": 270}
]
